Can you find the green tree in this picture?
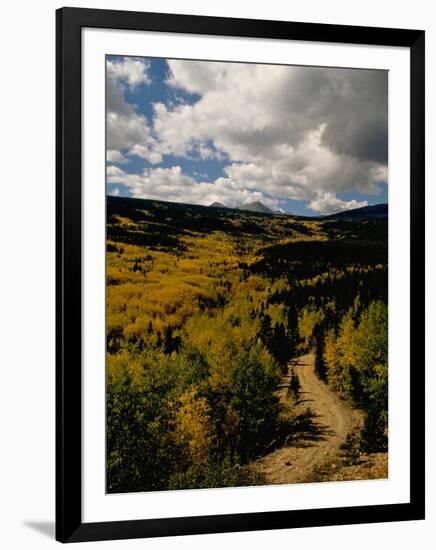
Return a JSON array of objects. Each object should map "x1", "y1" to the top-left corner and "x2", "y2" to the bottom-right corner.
[
  {"x1": 270, "y1": 322, "x2": 291, "y2": 371},
  {"x1": 288, "y1": 367, "x2": 301, "y2": 401},
  {"x1": 258, "y1": 313, "x2": 273, "y2": 345},
  {"x1": 286, "y1": 303, "x2": 299, "y2": 357},
  {"x1": 230, "y1": 345, "x2": 280, "y2": 461},
  {"x1": 314, "y1": 323, "x2": 327, "y2": 381},
  {"x1": 106, "y1": 351, "x2": 180, "y2": 493}
]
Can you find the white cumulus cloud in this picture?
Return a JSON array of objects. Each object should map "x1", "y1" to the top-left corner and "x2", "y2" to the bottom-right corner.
[
  {"x1": 106, "y1": 57, "x2": 388, "y2": 214},
  {"x1": 107, "y1": 150, "x2": 128, "y2": 164},
  {"x1": 106, "y1": 165, "x2": 280, "y2": 210},
  {"x1": 308, "y1": 192, "x2": 368, "y2": 215},
  {"x1": 106, "y1": 57, "x2": 162, "y2": 166},
  {"x1": 107, "y1": 57, "x2": 151, "y2": 89}
]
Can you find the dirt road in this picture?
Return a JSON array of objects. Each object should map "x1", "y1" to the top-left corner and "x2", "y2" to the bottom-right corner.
[{"x1": 255, "y1": 353, "x2": 363, "y2": 484}]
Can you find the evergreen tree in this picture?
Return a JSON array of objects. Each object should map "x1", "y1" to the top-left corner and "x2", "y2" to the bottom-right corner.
[
  {"x1": 156, "y1": 330, "x2": 162, "y2": 348},
  {"x1": 314, "y1": 323, "x2": 327, "y2": 381},
  {"x1": 163, "y1": 325, "x2": 181, "y2": 355},
  {"x1": 286, "y1": 303, "x2": 299, "y2": 358},
  {"x1": 163, "y1": 326, "x2": 173, "y2": 354},
  {"x1": 360, "y1": 405, "x2": 388, "y2": 453},
  {"x1": 288, "y1": 368, "x2": 301, "y2": 401},
  {"x1": 258, "y1": 313, "x2": 273, "y2": 346},
  {"x1": 270, "y1": 322, "x2": 291, "y2": 371}
]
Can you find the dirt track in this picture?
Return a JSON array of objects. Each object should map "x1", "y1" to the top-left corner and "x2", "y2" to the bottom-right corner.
[{"x1": 255, "y1": 353, "x2": 363, "y2": 484}]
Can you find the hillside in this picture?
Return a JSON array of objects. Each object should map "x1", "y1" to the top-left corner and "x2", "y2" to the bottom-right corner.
[
  {"x1": 107, "y1": 196, "x2": 387, "y2": 245},
  {"x1": 322, "y1": 203, "x2": 388, "y2": 220},
  {"x1": 106, "y1": 195, "x2": 388, "y2": 493}
]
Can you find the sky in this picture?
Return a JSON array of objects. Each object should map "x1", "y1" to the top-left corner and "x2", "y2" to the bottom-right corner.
[{"x1": 106, "y1": 55, "x2": 388, "y2": 216}]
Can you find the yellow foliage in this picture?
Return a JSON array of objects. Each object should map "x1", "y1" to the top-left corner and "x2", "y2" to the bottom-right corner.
[
  {"x1": 323, "y1": 329, "x2": 341, "y2": 390},
  {"x1": 173, "y1": 387, "x2": 213, "y2": 464},
  {"x1": 298, "y1": 308, "x2": 325, "y2": 348}
]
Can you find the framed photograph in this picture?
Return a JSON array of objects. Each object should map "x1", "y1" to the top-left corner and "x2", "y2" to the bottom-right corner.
[{"x1": 56, "y1": 7, "x2": 425, "y2": 543}]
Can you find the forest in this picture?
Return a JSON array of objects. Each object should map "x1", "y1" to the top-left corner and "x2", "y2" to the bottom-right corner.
[{"x1": 106, "y1": 196, "x2": 388, "y2": 493}]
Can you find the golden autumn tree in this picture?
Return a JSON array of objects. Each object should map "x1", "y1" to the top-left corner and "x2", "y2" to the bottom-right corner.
[{"x1": 173, "y1": 386, "x2": 213, "y2": 466}]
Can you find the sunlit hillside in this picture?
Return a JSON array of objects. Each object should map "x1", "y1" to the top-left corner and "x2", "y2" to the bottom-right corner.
[{"x1": 106, "y1": 196, "x2": 388, "y2": 493}]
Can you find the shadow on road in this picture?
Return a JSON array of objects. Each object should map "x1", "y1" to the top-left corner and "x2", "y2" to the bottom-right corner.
[
  {"x1": 261, "y1": 406, "x2": 334, "y2": 456},
  {"x1": 288, "y1": 408, "x2": 334, "y2": 446}
]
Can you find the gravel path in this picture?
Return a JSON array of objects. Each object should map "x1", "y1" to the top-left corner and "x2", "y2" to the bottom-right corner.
[{"x1": 255, "y1": 353, "x2": 363, "y2": 484}]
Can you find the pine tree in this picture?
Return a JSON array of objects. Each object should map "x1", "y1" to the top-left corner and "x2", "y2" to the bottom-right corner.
[
  {"x1": 288, "y1": 368, "x2": 301, "y2": 401},
  {"x1": 314, "y1": 323, "x2": 327, "y2": 381},
  {"x1": 259, "y1": 313, "x2": 273, "y2": 345},
  {"x1": 286, "y1": 303, "x2": 299, "y2": 358},
  {"x1": 163, "y1": 326, "x2": 173, "y2": 354},
  {"x1": 271, "y1": 322, "x2": 290, "y2": 370}
]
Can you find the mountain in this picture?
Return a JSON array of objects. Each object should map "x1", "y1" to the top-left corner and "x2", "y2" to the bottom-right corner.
[
  {"x1": 323, "y1": 203, "x2": 388, "y2": 220},
  {"x1": 239, "y1": 201, "x2": 272, "y2": 214},
  {"x1": 208, "y1": 200, "x2": 273, "y2": 214}
]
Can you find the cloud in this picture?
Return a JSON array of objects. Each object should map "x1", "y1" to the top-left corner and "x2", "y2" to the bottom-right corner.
[
  {"x1": 108, "y1": 187, "x2": 120, "y2": 197},
  {"x1": 107, "y1": 57, "x2": 151, "y2": 89},
  {"x1": 107, "y1": 150, "x2": 128, "y2": 164},
  {"x1": 219, "y1": 125, "x2": 385, "y2": 208},
  {"x1": 107, "y1": 165, "x2": 280, "y2": 210},
  {"x1": 308, "y1": 192, "x2": 368, "y2": 215},
  {"x1": 161, "y1": 61, "x2": 388, "y2": 164},
  {"x1": 106, "y1": 108, "x2": 150, "y2": 152},
  {"x1": 106, "y1": 57, "x2": 388, "y2": 213},
  {"x1": 128, "y1": 144, "x2": 163, "y2": 165},
  {"x1": 106, "y1": 58, "x2": 161, "y2": 165},
  {"x1": 106, "y1": 68, "x2": 150, "y2": 151},
  {"x1": 154, "y1": 60, "x2": 388, "y2": 208}
]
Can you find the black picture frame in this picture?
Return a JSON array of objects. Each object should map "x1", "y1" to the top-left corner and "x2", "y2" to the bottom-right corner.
[{"x1": 56, "y1": 7, "x2": 425, "y2": 543}]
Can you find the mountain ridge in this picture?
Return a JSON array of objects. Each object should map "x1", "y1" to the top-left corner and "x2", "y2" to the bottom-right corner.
[
  {"x1": 208, "y1": 200, "x2": 273, "y2": 214},
  {"x1": 321, "y1": 203, "x2": 387, "y2": 220},
  {"x1": 108, "y1": 195, "x2": 386, "y2": 220}
]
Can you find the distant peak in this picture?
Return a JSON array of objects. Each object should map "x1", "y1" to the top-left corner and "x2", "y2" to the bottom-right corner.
[
  {"x1": 208, "y1": 200, "x2": 273, "y2": 214},
  {"x1": 239, "y1": 201, "x2": 272, "y2": 214}
]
